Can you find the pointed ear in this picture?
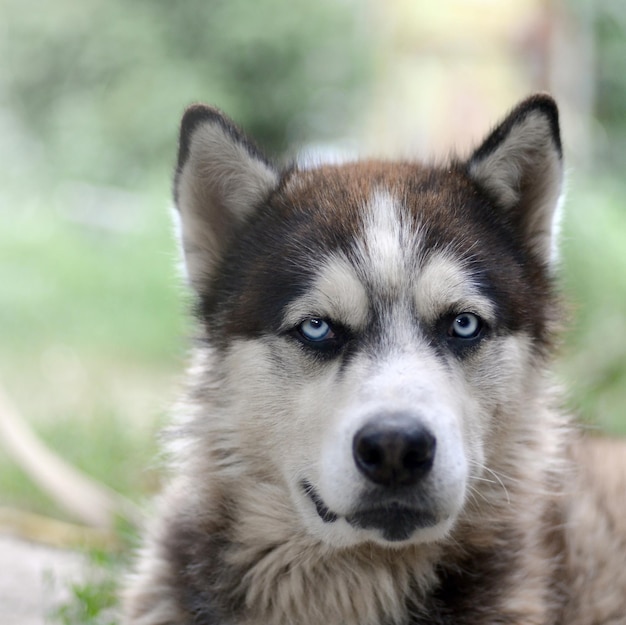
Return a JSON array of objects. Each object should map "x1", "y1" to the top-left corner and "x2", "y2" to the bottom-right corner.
[
  {"x1": 173, "y1": 105, "x2": 279, "y2": 292},
  {"x1": 467, "y1": 94, "x2": 564, "y2": 265}
]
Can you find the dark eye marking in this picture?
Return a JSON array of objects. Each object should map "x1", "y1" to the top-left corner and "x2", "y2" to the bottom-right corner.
[
  {"x1": 449, "y1": 312, "x2": 482, "y2": 339},
  {"x1": 439, "y1": 311, "x2": 488, "y2": 356},
  {"x1": 290, "y1": 317, "x2": 349, "y2": 356},
  {"x1": 299, "y1": 318, "x2": 334, "y2": 342}
]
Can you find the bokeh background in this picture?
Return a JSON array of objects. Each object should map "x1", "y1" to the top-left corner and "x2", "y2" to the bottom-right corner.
[{"x1": 1, "y1": 0, "x2": 626, "y2": 619}]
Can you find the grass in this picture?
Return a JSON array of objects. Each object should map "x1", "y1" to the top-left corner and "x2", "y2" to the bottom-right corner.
[{"x1": 48, "y1": 548, "x2": 127, "y2": 625}]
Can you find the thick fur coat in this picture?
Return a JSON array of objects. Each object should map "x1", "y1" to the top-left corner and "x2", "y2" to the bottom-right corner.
[{"x1": 123, "y1": 95, "x2": 626, "y2": 625}]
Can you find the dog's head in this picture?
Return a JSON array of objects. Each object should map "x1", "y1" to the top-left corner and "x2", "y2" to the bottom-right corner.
[{"x1": 173, "y1": 96, "x2": 563, "y2": 548}]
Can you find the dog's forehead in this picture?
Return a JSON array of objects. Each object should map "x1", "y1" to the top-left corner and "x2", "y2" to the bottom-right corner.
[
  {"x1": 271, "y1": 162, "x2": 498, "y2": 329},
  {"x1": 279, "y1": 160, "x2": 466, "y2": 219},
  {"x1": 278, "y1": 169, "x2": 481, "y2": 320},
  {"x1": 211, "y1": 160, "x2": 536, "y2": 343},
  {"x1": 279, "y1": 160, "x2": 486, "y2": 239},
  {"x1": 277, "y1": 162, "x2": 484, "y2": 275}
]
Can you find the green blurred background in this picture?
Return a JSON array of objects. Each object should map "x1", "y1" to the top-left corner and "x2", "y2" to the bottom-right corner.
[{"x1": 1, "y1": 0, "x2": 625, "y2": 525}]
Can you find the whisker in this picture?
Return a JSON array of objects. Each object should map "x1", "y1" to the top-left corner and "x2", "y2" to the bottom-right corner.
[
  {"x1": 468, "y1": 460, "x2": 512, "y2": 505},
  {"x1": 481, "y1": 466, "x2": 511, "y2": 505}
]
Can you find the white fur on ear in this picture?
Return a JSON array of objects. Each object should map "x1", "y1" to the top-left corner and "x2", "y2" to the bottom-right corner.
[
  {"x1": 174, "y1": 105, "x2": 279, "y2": 292},
  {"x1": 467, "y1": 95, "x2": 564, "y2": 266}
]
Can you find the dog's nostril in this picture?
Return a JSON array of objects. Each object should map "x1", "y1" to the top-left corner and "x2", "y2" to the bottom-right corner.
[
  {"x1": 353, "y1": 416, "x2": 436, "y2": 487},
  {"x1": 403, "y1": 432, "x2": 436, "y2": 469},
  {"x1": 359, "y1": 445, "x2": 383, "y2": 468}
]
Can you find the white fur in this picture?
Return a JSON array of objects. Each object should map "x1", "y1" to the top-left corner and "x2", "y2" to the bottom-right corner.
[
  {"x1": 281, "y1": 253, "x2": 369, "y2": 332},
  {"x1": 315, "y1": 346, "x2": 468, "y2": 547},
  {"x1": 413, "y1": 252, "x2": 496, "y2": 324},
  {"x1": 356, "y1": 189, "x2": 421, "y2": 293}
]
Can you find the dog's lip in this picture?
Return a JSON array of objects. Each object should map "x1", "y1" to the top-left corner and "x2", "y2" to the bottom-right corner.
[
  {"x1": 345, "y1": 504, "x2": 438, "y2": 542},
  {"x1": 301, "y1": 480, "x2": 339, "y2": 523},
  {"x1": 300, "y1": 480, "x2": 438, "y2": 541}
]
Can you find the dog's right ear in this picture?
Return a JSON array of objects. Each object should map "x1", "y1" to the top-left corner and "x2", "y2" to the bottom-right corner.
[{"x1": 173, "y1": 105, "x2": 279, "y2": 292}]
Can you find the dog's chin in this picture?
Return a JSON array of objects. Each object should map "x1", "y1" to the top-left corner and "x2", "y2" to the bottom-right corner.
[
  {"x1": 300, "y1": 480, "x2": 454, "y2": 547},
  {"x1": 345, "y1": 504, "x2": 439, "y2": 542}
]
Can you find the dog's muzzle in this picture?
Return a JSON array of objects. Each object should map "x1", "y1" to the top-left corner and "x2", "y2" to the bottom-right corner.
[{"x1": 304, "y1": 413, "x2": 440, "y2": 542}]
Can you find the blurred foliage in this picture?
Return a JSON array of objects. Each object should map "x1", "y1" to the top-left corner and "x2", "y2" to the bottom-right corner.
[
  {"x1": 0, "y1": 0, "x2": 371, "y2": 189},
  {"x1": 0, "y1": 183, "x2": 175, "y2": 515},
  {"x1": 594, "y1": 1, "x2": 626, "y2": 160},
  {"x1": 558, "y1": 177, "x2": 626, "y2": 436},
  {"x1": 572, "y1": 0, "x2": 626, "y2": 170},
  {"x1": 559, "y1": 0, "x2": 626, "y2": 432}
]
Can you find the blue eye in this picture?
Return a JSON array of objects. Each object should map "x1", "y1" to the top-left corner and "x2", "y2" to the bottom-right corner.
[
  {"x1": 299, "y1": 318, "x2": 333, "y2": 342},
  {"x1": 449, "y1": 313, "x2": 482, "y2": 339}
]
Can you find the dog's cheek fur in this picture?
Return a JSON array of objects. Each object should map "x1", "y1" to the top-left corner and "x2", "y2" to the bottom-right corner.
[
  {"x1": 214, "y1": 339, "x2": 336, "y2": 475},
  {"x1": 455, "y1": 333, "x2": 540, "y2": 482}
]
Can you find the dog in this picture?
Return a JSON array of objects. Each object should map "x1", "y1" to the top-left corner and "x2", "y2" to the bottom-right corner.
[{"x1": 122, "y1": 95, "x2": 626, "y2": 624}]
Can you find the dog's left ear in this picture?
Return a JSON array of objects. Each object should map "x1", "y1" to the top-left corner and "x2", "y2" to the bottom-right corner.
[
  {"x1": 467, "y1": 94, "x2": 563, "y2": 265},
  {"x1": 173, "y1": 105, "x2": 279, "y2": 293}
]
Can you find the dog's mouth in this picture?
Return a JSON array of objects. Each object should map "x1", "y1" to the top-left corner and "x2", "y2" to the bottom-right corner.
[
  {"x1": 301, "y1": 480, "x2": 339, "y2": 523},
  {"x1": 300, "y1": 480, "x2": 438, "y2": 542},
  {"x1": 346, "y1": 504, "x2": 438, "y2": 542}
]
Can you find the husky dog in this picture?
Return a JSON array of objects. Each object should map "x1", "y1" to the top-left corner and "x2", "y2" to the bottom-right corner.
[{"x1": 123, "y1": 95, "x2": 626, "y2": 624}]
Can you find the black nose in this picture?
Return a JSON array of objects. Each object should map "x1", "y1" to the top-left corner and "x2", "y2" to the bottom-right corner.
[{"x1": 352, "y1": 415, "x2": 436, "y2": 487}]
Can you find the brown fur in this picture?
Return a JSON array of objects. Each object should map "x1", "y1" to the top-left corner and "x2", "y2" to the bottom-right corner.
[{"x1": 122, "y1": 96, "x2": 626, "y2": 624}]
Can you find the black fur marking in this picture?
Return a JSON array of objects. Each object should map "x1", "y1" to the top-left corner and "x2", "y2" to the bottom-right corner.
[
  {"x1": 301, "y1": 480, "x2": 339, "y2": 523},
  {"x1": 174, "y1": 103, "x2": 276, "y2": 204},
  {"x1": 419, "y1": 174, "x2": 561, "y2": 354},
  {"x1": 164, "y1": 517, "x2": 246, "y2": 625},
  {"x1": 177, "y1": 104, "x2": 273, "y2": 173},
  {"x1": 469, "y1": 93, "x2": 562, "y2": 164},
  {"x1": 407, "y1": 537, "x2": 527, "y2": 624},
  {"x1": 196, "y1": 186, "x2": 362, "y2": 348}
]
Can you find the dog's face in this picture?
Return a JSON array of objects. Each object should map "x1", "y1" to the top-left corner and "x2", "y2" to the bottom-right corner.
[{"x1": 174, "y1": 97, "x2": 563, "y2": 548}]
